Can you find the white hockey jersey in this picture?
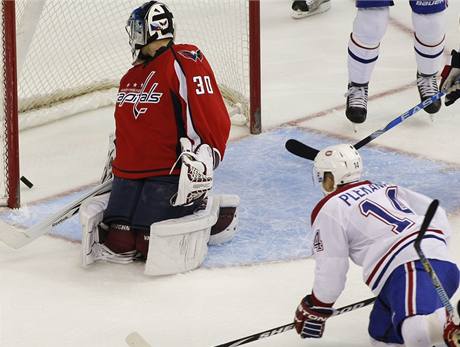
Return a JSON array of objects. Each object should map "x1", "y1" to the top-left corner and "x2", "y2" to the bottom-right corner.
[{"x1": 310, "y1": 180, "x2": 452, "y2": 304}]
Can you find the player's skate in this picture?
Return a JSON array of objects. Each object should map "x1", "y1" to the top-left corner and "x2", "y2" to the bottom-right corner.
[
  {"x1": 291, "y1": 0, "x2": 331, "y2": 19},
  {"x1": 416, "y1": 71, "x2": 441, "y2": 114},
  {"x1": 345, "y1": 82, "x2": 368, "y2": 124}
]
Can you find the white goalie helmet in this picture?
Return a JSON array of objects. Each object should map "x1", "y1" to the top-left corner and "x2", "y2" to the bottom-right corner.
[
  {"x1": 313, "y1": 144, "x2": 363, "y2": 195},
  {"x1": 126, "y1": 1, "x2": 175, "y2": 62}
]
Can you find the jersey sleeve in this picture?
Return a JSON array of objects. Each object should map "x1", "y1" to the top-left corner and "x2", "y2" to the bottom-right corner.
[
  {"x1": 172, "y1": 44, "x2": 231, "y2": 159},
  {"x1": 311, "y1": 206, "x2": 350, "y2": 304}
]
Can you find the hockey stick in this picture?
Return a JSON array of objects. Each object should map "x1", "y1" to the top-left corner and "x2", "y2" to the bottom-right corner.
[
  {"x1": 414, "y1": 199, "x2": 455, "y2": 317},
  {"x1": 0, "y1": 179, "x2": 112, "y2": 249},
  {"x1": 124, "y1": 297, "x2": 376, "y2": 347},
  {"x1": 286, "y1": 91, "x2": 445, "y2": 160},
  {"x1": 213, "y1": 296, "x2": 376, "y2": 347}
]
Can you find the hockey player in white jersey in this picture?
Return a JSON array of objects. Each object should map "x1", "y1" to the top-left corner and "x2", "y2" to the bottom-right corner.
[
  {"x1": 346, "y1": 0, "x2": 446, "y2": 123},
  {"x1": 293, "y1": 144, "x2": 460, "y2": 346}
]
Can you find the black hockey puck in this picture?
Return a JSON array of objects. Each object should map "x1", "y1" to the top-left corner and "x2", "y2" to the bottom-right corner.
[{"x1": 20, "y1": 176, "x2": 33, "y2": 189}]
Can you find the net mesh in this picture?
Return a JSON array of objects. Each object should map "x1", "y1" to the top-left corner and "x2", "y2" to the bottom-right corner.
[
  {"x1": 0, "y1": 0, "x2": 250, "y2": 206},
  {"x1": 16, "y1": 0, "x2": 249, "y2": 123}
]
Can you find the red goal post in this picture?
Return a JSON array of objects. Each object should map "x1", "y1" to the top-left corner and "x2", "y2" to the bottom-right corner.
[{"x1": 0, "y1": 0, "x2": 261, "y2": 208}]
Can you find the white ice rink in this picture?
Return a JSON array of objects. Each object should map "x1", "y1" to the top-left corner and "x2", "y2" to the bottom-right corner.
[{"x1": 1, "y1": 1, "x2": 460, "y2": 346}]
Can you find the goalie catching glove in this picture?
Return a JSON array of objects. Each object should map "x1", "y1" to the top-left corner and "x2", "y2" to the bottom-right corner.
[
  {"x1": 294, "y1": 294, "x2": 334, "y2": 339},
  {"x1": 170, "y1": 137, "x2": 220, "y2": 206}
]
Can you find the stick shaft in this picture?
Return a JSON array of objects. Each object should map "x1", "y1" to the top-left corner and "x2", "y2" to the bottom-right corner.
[
  {"x1": 0, "y1": 179, "x2": 112, "y2": 248},
  {"x1": 354, "y1": 91, "x2": 444, "y2": 149},
  {"x1": 414, "y1": 199, "x2": 454, "y2": 316},
  {"x1": 285, "y1": 91, "x2": 445, "y2": 161},
  {"x1": 213, "y1": 297, "x2": 376, "y2": 347}
]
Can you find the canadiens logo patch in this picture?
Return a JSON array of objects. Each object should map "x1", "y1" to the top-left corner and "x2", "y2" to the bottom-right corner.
[
  {"x1": 116, "y1": 71, "x2": 163, "y2": 119},
  {"x1": 178, "y1": 49, "x2": 203, "y2": 62}
]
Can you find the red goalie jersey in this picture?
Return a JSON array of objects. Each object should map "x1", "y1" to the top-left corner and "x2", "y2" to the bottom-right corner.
[{"x1": 112, "y1": 43, "x2": 231, "y2": 179}]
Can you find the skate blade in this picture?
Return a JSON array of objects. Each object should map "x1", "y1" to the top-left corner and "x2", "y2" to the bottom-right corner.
[
  {"x1": 351, "y1": 122, "x2": 358, "y2": 134},
  {"x1": 291, "y1": 2, "x2": 331, "y2": 19}
]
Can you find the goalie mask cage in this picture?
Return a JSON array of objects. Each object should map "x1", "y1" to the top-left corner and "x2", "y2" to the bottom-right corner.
[{"x1": 0, "y1": 0, "x2": 261, "y2": 208}]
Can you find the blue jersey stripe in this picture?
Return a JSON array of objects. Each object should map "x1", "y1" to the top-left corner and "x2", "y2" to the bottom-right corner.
[
  {"x1": 414, "y1": 46, "x2": 444, "y2": 59},
  {"x1": 348, "y1": 48, "x2": 378, "y2": 64}
]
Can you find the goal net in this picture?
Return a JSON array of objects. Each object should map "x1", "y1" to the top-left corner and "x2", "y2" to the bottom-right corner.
[{"x1": 0, "y1": 0, "x2": 260, "y2": 207}]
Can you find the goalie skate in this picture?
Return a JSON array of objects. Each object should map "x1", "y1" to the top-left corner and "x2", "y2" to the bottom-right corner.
[{"x1": 291, "y1": 0, "x2": 331, "y2": 19}]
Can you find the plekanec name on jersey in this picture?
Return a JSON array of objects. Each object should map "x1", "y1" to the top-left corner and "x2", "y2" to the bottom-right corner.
[{"x1": 338, "y1": 182, "x2": 388, "y2": 206}]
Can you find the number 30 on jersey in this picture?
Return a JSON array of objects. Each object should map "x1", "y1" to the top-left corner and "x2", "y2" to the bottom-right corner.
[{"x1": 193, "y1": 75, "x2": 214, "y2": 95}]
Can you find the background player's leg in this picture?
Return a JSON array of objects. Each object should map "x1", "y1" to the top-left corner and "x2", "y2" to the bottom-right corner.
[
  {"x1": 346, "y1": 4, "x2": 390, "y2": 123},
  {"x1": 411, "y1": 4, "x2": 447, "y2": 114}
]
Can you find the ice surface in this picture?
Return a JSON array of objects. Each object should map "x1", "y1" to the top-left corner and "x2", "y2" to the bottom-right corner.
[
  {"x1": 0, "y1": 1, "x2": 460, "y2": 346},
  {"x1": 3, "y1": 127, "x2": 460, "y2": 270}
]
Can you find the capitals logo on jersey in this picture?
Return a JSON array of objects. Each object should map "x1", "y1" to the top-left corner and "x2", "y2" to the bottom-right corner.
[
  {"x1": 178, "y1": 49, "x2": 203, "y2": 63},
  {"x1": 117, "y1": 71, "x2": 163, "y2": 119}
]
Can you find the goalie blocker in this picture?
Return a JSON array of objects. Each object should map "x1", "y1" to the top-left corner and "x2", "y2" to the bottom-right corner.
[{"x1": 80, "y1": 193, "x2": 239, "y2": 275}]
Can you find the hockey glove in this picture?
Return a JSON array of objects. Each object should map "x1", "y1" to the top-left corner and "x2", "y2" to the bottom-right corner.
[
  {"x1": 294, "y1": 294, "x2": 334, "y2": 339},
  {"x1": 444, "y1": 317, "x2": 460, "y2": 347},
  {"x1": 171, "y1": 138, "x2": 214, "y2": 206},
  {"x1": 440, "y1": 49, "x2": 460, "y2": 106}
]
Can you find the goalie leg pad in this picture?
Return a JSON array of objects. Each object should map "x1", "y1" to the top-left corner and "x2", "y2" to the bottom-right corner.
[
  {"x1": 80, "y1": 193, "x2": 109, "y2": 267},
  {"x1": 145, "y1": 196, "x2": 219, "y2": 276},
  {"x1": 209, "y1": 194, "x2": 240, "y2": 245},
  {"x1": 80, "y1": 193, "x2": 136, "y2": 267}
]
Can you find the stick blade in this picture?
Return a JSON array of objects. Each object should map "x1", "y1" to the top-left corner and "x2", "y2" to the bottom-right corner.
[
  {"x1": 285, "y1": 139, "x2": 319, "y2": 160},
  {"x1": 0, "y1": 220, "x2": 37, "y2": 249},
  {"x1": 125, "y1": 332, "x2": 152, "y2": 347}
]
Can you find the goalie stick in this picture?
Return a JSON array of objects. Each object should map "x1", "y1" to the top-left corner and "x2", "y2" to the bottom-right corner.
[
  {"x1": 0, "y1": 179, "x2": 112, "y2": 249},
  {"x1": 414, "y1": 199, "x2": 455, "y2": 317},
  {"x1": 213, "y1": 296, "x2": 376, "y2": 347},
  {"x1": 286, "y1": 91, "x2": 445, "y2": 160}
]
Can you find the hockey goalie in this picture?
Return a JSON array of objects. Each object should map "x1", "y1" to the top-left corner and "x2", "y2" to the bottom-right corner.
[{"x1": 79, "y1": 1, "x2": 239, "y2": 276}]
